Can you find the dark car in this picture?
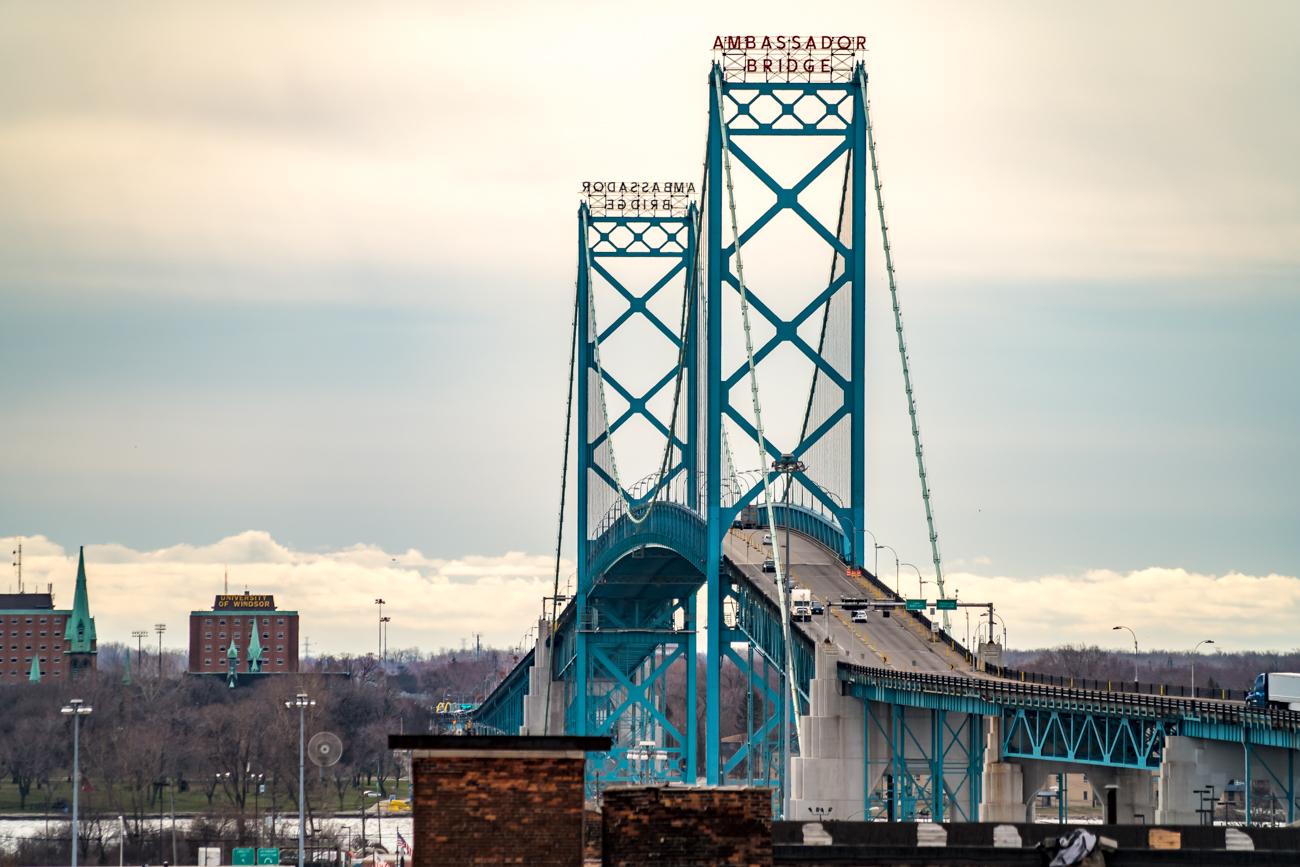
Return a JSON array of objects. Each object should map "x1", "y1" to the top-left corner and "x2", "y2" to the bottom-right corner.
[
  {"x1": 762, "y1": 559, "x2": 775, "y2": 573},
  {"x1": 811, "y1": 601, "x2": 824, "y2": 616}
]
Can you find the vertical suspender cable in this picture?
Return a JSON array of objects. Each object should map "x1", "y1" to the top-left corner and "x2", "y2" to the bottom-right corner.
[
  {"x1": 859, "y1": 67, "x2": 949, "y2": 630},
  {"x1": 543, "y1": 270, "x2": 582, "y2": 734},
  {"x1": 713, "y1": 66, "x2": 802, "y2": 753}
]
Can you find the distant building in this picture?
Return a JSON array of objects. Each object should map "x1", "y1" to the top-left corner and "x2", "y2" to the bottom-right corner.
[
  {"x1": 188, "y1": 591, "x2": 299, "y2": 676},
  {"x1": 0, "y1": 547, "x2": 98, "y2": 683}
]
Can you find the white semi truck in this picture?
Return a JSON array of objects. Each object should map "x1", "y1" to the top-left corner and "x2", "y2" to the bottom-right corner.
[
  {"x1": 791, "y1": 588, "x2": 812, "y2": 622},
  {"x1": 1247, "y1": 672, "x2": 1300, "y2": 710}
]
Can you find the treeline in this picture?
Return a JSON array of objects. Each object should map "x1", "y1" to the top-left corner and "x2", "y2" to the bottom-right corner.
[
  {"x1": 0, "y1": 643, "x2": 524, "y2": 822},
  {"x1": 1004, "y1": 645, "x2": 1300, "y2": 691}
]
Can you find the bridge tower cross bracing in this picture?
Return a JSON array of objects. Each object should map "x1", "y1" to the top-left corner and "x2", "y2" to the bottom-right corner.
[
  {"x1": 572, "y1": 196, "x2": 703, "y2": 791},
  {"x1": 705, "y1": 56, "x2": 871, "y2": 790}
]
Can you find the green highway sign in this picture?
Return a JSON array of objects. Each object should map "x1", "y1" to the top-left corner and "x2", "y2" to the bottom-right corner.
[
  {"x1": 905, "y1": 599, "x2": 926, "y2": 611},
  {"x1": 257, "y1": 849, "x2": 280, "y2": 865},
  {"x1": 233, "y1": 850, "x2": 255, "y2": 866},
  {"x1": 936, "y1": 599, "x2": 957, "y2": 610}
]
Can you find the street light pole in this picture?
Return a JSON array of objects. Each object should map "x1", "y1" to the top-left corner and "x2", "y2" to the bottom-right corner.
[
  {"x1": 285, "y1": 693, "x2": 315, "y2": 867},
  {"x1": 877, "y1": 545, "x2": 900, "y2": 598},
  {"x1": 1113, "y1": 626, "x2": 1139, "y2": 684},
  {"x1": 1192, "y1": 639, "x2": 1214, "y2": 696},
  {"x1": 61, "y1": 699, "x2": 93, "y2": 867},
  {"x1": 900, "y1": 563, "x2": 923, "y2": 598},
  {"x1": 374, "y1": 599, "x2": 386, "y2": 662}
]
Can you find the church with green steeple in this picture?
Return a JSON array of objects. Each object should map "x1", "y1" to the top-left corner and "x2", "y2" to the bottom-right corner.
[{"x1": 0, "y1": 546, "x2": 98, "y2": 683}]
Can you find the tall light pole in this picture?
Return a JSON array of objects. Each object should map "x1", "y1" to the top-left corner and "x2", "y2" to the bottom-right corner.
[
  {"x1": 1192, "y1": 639, "x2": 1214, "y2": 695},
  {"x1": 374, "y1": 599, "x2": 386, "y2": 662},
  {"x1": 1113, "y1": 626, "x2": 1139, "y2": 684},
  {"x1": 131, "y1": 630, "x2": 148, "y2": 672},
  {"x1": 154, "y1": 623, "x2": 167, "y2": 678},
  {"x1": 285, "y1": 693, "x2": 315, "y2": 867},
  {"x1": 380, "y1": 616, "x2": 391, "y2": 664},
  {"x1": 877, "y1": 544, "x2": 900, "y2": 598},
  {"x1": 61, "y1": 699, "x2": 93, "y2": 867}
]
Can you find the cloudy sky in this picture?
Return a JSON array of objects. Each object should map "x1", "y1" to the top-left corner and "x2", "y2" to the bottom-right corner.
[{"x1": 1, "y1": 2, "x2": 1297, "y2": 655}]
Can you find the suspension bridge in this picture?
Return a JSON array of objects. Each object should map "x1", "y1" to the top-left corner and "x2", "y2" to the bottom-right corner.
[{"x1": 473, "y1": 43, "x2": 1300, "y2": 826}]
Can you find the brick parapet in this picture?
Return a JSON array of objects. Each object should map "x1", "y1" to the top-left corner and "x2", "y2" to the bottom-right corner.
[{"x1": 601, "y1": 786, "x2": 772, "y2": 867}]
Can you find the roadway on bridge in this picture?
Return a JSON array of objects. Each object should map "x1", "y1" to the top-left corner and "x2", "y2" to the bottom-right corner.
[{"x1": 723, "y1": 527, "x2": 981, "y2": 677}]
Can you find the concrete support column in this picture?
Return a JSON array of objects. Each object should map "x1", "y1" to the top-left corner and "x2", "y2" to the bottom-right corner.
[
  {"x1": 520, "y1": 618, "x2": 566, "y2": 736},
  {"x1": 789, "y1": 640, "x2": 864, "y2": 822},
  {"x1": 978, "y1": 717, "x2": 1026, "y2": 822}
]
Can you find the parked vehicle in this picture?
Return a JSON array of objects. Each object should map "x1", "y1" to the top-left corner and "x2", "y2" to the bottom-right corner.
[
  {"x1": 791, "y1": 588, "x2": 811, "y2": 621},
  {"x1": 762, "y1": 558, "x2": 775, "y2": 573},
  {"x1": 1247, "y1": 673, "x2": 1300, "y2": 710}
]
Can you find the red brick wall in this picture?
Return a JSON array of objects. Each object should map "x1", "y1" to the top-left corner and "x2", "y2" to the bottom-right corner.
[
  {"x1": 412, "y1": 754, "x2": 586, "y2": 867},
  {"x1": 601, "y1": 786, "x2": 772, "y2": 867}
]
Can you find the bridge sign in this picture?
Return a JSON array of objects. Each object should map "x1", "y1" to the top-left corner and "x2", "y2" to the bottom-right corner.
[
  {"x1": 256, "y1": 849, "x2": 280, "y2": 865},
  {"x1": 936, "y1": 599, "x2": 957, "y2": 611},
  {"x1": 905, "y1": 599, "x2": 926, "y2": 611},
  {"x1": 233, "y1": 849, "x2": 255, "y2": 866}
]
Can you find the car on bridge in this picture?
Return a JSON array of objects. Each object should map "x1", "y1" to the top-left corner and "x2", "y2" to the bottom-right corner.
[
  {"x1": 851, "y1": 609, "x2": 869, "y2": 624},
  {"x1": 762, "y1": 533, "x2": 772, "y2": 546},
  {"x1": 762, "y1": 558, "x2": 775, "y2": 573},
  {"x1": 812, "y1": 601, "x2": 824, "y2": 616}
]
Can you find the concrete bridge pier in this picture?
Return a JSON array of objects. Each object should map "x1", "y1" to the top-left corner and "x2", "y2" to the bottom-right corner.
[
  {"x1": 978, "y1": 718, "x2": 1026, "y2": 822},
  {"x1": 520, "y1": 617, "x2": 567, "y2": 735},
  {"x1": 789, "y1": 640, "x2": 866, "y2": 822}
]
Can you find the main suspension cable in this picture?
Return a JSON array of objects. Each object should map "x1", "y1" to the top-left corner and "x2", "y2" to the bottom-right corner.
[
  {"x1": 713, "y1": 66, "x2": 802, "y2": 752},
  {"x1": 543, "y1": 267, "x2": 582, "y2": 734},
  {"x1": 859, "y1": 66, "x2": 949, "y2": 630}
]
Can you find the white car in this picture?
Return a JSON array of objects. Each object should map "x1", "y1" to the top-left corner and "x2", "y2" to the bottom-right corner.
[
  {"x1": 851, "y1": 610, "x2": 869, "y2": 624},
  {"x1": 762, "y1": 533, "x2": 772, "y2": 545}
]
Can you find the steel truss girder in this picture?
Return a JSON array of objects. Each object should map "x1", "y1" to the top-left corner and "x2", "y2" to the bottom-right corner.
[
  {"x1": 705, "y1": 61, "x2": 869, "y2": 786},
  {"x1": 1001, "y1": 707, "x2": 1170, "y2": 770}
]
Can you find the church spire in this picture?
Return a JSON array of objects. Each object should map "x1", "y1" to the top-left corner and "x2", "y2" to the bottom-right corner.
[
  {"x1": 28, "y1": 653, "x2": 40, "y2": 682},
  {"x1": 247, "y1": 615, "x2": 264, "y2": 673},
  {"x1": 67, "y1": 547, "x2": 96, "y2": 653}
]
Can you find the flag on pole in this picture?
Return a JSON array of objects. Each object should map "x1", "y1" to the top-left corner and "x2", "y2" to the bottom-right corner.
[{"x1": 396, "y1": 832, "x2": 412, "y2": 855}]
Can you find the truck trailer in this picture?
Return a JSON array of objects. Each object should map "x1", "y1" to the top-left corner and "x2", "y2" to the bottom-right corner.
[{"x1": 1247, "y1": 672, "x2": 1300, "y2": 710}]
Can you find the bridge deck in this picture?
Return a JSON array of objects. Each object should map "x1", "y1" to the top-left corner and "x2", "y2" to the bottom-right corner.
[{"x1": 724, "y1": 526, "x2": 984, "y2": 678}]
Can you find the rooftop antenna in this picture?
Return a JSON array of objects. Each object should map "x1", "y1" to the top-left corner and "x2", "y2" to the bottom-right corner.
[
  {"x1": 224, "y1": 567, "x2": 228, "y2": 594},
  {"x1": 11, "y1": 541, "x2": 21, "y2": 593}
]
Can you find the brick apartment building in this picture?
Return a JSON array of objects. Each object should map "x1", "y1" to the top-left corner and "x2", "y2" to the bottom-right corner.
[{"x1": 188, "y1": 591, "x2": 299, "y2": 675}]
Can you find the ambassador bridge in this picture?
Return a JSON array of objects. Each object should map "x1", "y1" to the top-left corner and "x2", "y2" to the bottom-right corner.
[{"x1": 473, "y1": 45, "x2": 1300, "y2": 826}]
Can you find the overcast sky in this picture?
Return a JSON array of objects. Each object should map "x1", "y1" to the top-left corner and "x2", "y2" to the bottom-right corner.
[{"x1": 1, "y1": 1, "x2": 1297, "y2": 655}]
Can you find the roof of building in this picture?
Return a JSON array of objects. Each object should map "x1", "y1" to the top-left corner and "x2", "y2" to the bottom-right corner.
[{"x1": 0, "y1": 593, "x2": 56, "y2": 611}]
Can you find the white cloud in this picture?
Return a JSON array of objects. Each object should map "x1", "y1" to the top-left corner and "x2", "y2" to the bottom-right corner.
[
  {"x1": 3, "y1": 533, "x2": 569, "y2": 657},
  {"x1": 8, "y1": 534, "x2": 1297, "y2": 657},
  {"x1": 945, "y1": 567, "x2": 1300, "y2": 653}
]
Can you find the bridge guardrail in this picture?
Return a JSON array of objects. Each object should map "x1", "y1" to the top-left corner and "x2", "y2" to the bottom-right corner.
[{"x1": 838, "y1": 662, "x2": 1300, "y2": 730}]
